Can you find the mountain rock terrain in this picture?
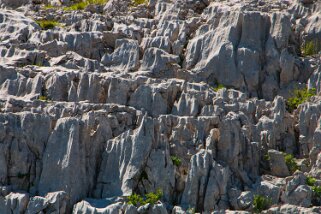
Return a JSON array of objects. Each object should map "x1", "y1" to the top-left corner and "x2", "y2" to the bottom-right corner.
[{"x1": 0, "y1": 0, "x2": 321, "y2": 213}]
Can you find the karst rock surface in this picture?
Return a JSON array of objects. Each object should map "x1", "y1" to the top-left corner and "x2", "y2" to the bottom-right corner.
[{"x1": 0, "y1": 0, "x2": 321, "y2": 213}]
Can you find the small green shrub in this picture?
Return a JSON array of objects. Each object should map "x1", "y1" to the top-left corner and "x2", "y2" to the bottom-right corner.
[
  {"x1": 64, "y1": 1, "x2": 87, "y2": 10},
  {"x1": 253, "y1": 195, "x2": 271, "y2": 213},
  {"x1": 145, "y1": 189, "x2": 162, "y2": 205},
  {"x1": 127, "y1": 189, "x2": 163, "y2": 207},
  {"x1": 301, "y1": 40, "x2": 321, "y2": 57},
  {"x1": 286, "y1": 88, "x2": 316, "y2": 112},
  {"x1": 89, "y1": 0, "x2": 108, "y2": 4},
  {"x1": 284, "y1": 153, "x2": 299, "y2": 174},
  {"x1": 127, "y1": 193, "x2": 144, "y2": 206},
  {"x1": 306, "y1": 176, "x2": 317, "y2": 186},
  {"x1": 171, "y1": 155, "x2": 182, "y2": 167},
  {"x1": 36, "y1": 20, "x2": 60, "y2": 30}
]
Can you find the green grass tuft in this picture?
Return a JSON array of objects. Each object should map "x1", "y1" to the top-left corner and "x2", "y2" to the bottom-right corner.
[
  {"x1": 253, "y1": 195, "x2": 271, "y2": 213},
  {"x1": 306, "y1": 176, "x2": 317, "y2": 186},
  {"x1": 312, "y1": 186, "x2": 321, "y2": 198},
  {"x1": 127, "y1": 193, "x2": 144, "y2": 206},
  {"x1": 89, "y1": 0, "x2": 108, "y2": 4},
  {"x1": 301, "y1": 40, "x2": 321, "y2": 57},
  {"x1": 36, "y1": 19, "x2": 61, "y2": 30},
  {"x1": 283, "y1": 153, "x2": 299, "y2": 174},
  {"x1": 145, "y1": 189, "x2": 162, "y2": 205},
  {"x1": 64, "y1": 0, "x2": 108, "y2": 11},
  {"x1": 263, "y1": 154, "x2": 270, "y2": 161},
  {"x1": 39, "y1": 96, "x2": 49, "y2": 101},
  {"x1": 64, "y1": 1, "x2": 88, "y2": 10},
  {"x1": 212, "y1": 83, "x2": 225, "y2": 92},
  {"x1": 127, "y1": 189, "x2": 162, "y2": 207},
  {"x1": 132, "y1": 0, "x2": 147, "y2": 5},
  {"x1": 43, "y1": 4, "x2": 56, "y2": 9},
  {"x1": 286, "y1": 87, "x2": 316, "y2": 112},
  {"x1": 306, "y1": 176, "x2": 321, "y2": 198},
  {"x1": 171, "y1": 155, "x2": 182, "y2": 167}
]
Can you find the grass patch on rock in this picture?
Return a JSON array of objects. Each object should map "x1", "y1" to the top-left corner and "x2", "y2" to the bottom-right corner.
[
  {"x1": 212, "y1": 83, "x2": 225, "y2": 92},
  {"x1": 64, "y1": 0, "x2": 108, "y2": 11},
  {"x1": 283, "y1": 153, "x2": 299, "y2": 174},
  {"x1": 306, "y1": 176, "x2": 321, "y2": 198},
  {"x1": 43, "y1": 4, "x2": 56, "y2": 9},
  {"x1": 127, "y1": 189, "x2": 162, "y2": 207},
  {"x1": 306, "y1": 176, "x2": 317, "y2": 186},
  {"x1": 210, "y1": 82, "x2": 226, "y2": 92},
  {"x1": 36, "y1": 19, "x2": 61, "y2": 30},
  {"x1": 38, "y1": 95, "x2": 49, "y2": 102},
  {"x1": 127, "y1": 193, "x2": 144, "y2": 207},
  {"x1": 171, "y1": 155, "x2": 182, "y2": 167},
  {"x1": 132, "y1": 0, "x2": 148, "y2": 5},
  {"x1": 312, "y1": 186, "x2": 321, "y2": 198},
  {"x1": 301, "y1": 40, "x2": 321, "y2": 57},
  {"x1": 286, "y1": 87, "x2": 316, "y2": 112}
]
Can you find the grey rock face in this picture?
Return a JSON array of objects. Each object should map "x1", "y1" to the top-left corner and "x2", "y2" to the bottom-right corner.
[
  {"x1": 0, "y1": 0, "x2": 30, "y2": 8},
  {"x1": 0, "y1": 192, "x2": 29, "y2": 214},
  {"x1": 26, "y1": 191, "x2": 68, "y2": 214},
  {"x1": 102, "y1": 39, "x2": 140, "y2": 72},
  {"x1": 236, "y1": 191, "x2": 253, "y2": 210},
  {"x1": 0, "y1": 10, "x2": 38, "y2": 43},
  {"x1": 183, "y1": 6, "x2": 298, "y2": 99},
  {"x1": 0, "y1": 0, "x2": 321, "y2": 213},
  {"x1": 38, "y1": 118, "x2": 86, "y2": 204},
  {"x1": 73, "y1": 201, "x2": 125, "y2": 214},
  {"x1": 253, "y1": 175, "x2": 284, "y2": 205},
  {"x1": 267, "y1": 204, "x2": 321, "y2": 213},
  {"x1": 181, "y1": 150, "x2": 230, "y2": 211},
  {"x1": 140, "y1": 47, "x2": 180, "y2": 75},
  {"x1": 95, "y1": 116, "x2": 153, "y2": 198}
]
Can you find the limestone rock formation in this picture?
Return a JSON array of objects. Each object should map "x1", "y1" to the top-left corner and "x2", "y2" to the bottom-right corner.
[{"x1": 0, "y1": 0, "x2": 321, "y2": 213}]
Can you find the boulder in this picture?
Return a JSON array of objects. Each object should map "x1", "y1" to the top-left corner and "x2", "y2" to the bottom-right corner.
[
  {"x1": 283, "y1": 172, "x2": 312, "y2": 207},
  {"x1": 268, "y1": 150, "x2": 290, "y2": 177}
]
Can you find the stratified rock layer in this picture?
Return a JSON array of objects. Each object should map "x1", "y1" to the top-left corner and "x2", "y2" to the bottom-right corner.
[{"x1": 0, "y1": 0, "x2": 321, "y2": 213}]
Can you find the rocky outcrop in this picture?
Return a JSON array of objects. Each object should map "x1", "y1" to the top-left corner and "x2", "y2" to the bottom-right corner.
[{"x1": 0, "y1": 0, "x2": 321, "y2": 213}]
